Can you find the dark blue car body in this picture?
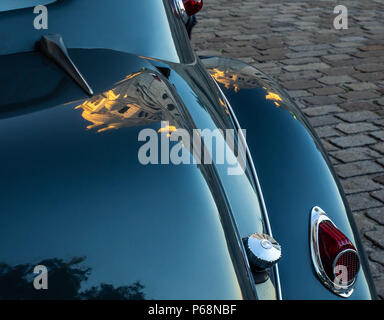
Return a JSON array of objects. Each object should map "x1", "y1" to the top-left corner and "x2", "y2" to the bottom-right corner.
[{"x1": 0, "y1": 0, "x2": 376, "y2": 299}]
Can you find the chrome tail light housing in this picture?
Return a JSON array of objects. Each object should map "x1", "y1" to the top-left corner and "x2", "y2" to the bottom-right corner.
[
  {"x1": 173, "y1": 0, "x2": 203, "y2": 23},
  {"x1": 310, "y1": 206, "x2": 360, "y2": 297}
]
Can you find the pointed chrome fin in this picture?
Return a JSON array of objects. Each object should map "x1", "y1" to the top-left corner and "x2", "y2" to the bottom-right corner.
[{"x1": 38, "y1": 34, "x2": 93, "y2": 96}]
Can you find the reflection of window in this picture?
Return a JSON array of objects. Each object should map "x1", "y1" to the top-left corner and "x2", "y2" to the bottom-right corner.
[
  {"x1": 75, "y1": 70, "x2": 181, "y2": 133},
  {"x1": 0, "y1": 0, "x2": 56, "y2": 12}
]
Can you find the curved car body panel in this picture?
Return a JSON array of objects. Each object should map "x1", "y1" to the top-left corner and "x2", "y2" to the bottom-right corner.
[
  {"x1": 201, "y1": 56, "x2": 376, "y2": 299},
  {"x1": 0, "y1": 49, "x2": 280, "y2": 299},
  {"x1": 0, "y1": 0, "x2": 194, "y2": 63},
  {"x1": 0, "y1": 0, "x2": 376, "y2": 300}
]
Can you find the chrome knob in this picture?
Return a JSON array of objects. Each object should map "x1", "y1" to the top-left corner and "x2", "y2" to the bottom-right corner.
[{"x1": 243, "y1": 233, "x2": 282, "y2": 270}]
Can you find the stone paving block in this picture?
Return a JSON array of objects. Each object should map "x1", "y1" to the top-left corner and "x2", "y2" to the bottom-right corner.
[
  {"x1": 286, "y1": 90, "x2": 312, "y2": 98},
  {"x1": 376, "y1": 280, "x2": 384, "y2": 299},
  {"x1": 303, "y1": 95, "x2": 343, "y2": 105},
  {"x1": 321, "y1": 139, "x2": 339, "y2": 152},
  {"x1": 330, "y1": 134, "x2": 377, "y2": 148},
  {"x1": 374, "y1": 175, "x2": 384, "y2": 185},
  {"x1": 253, "y1": 62, "x2": 279, "y2": 69},
  {"x1": 308, "y1": 86, "x2": 345, "y2": 96},
  {"x1": 308, "y1": 115, "x2": 341, "y2": 127},
  {"x1": 353, "y1": 71, "x2": 384, "y2": 81},
  {"x1": 336, "y1": 122, "x2": 379, "y2": 134},
  {"x1": 360, "y1": 236, "x2": 376, "y2": 257},
  {"x1": 341, "y1": 36, "x2": 367, "y2": 42},
  {"x1": 371, "y1": 144, "x2": 384, "y2": 154},
  {"x1": 285, "y1": 50, "x2": 329, "y2": 59},
  {"x1": 355, "y1": 63, "x2": 384, "y2": 72},
  {"x1": 347, "y1": 193, "x2": 383, "y2": 211},
  {"x1": 320, "y1": 66, "x2": 356, "y2": 76},
  {"x1": 332, "y1": 42, "x2": 361, "y2": 48},
  {"x1": 339, "y1": 101, "x2": 381, "y2": 112},
  {"x1": 318, "y1": 75, "x2": 356, "y2": 85},
  {"x1": 373, "y1": 119, "x2": 384, "y2": 127},
  {"x1": 238, "y1": 57, "x2": 255, "y2": 64},
  {"x1": 353, "y1": 213, "x2": 378, "y2": 233},
  {"x1": 340, "y1": 90, "x2": 380, "y2": 100},
  {"x1": 377, "y1": 98, "x2": 384, "y2": 106},
  {"x1": 354, "y1": 50, "x2": 384, "y2": 59},
  {"x1": 281, "y1": 80, "x2": 321, "y2": 90},
  {"x1": 341, "y1": 177, "x2": 381, "y2": 194},
  {"x1": 323, "y1": 54, "x2": 353, "y2": 62},
  {"x1": 331, "y1": 147, "x2": 381, "y2": 163},
  {"x1": 328, "y1": 47, "x2": 359, "y2": 55},
  {"x1": 372, "y1": 190, "x2": 384, "y2": 203},
  {"x1": 345, "y1": 82, "x2": 379, "y2": 91},
  {"x1": 316, "y1": 126, "x2": 340, "y2": 138},
  {"x1": 377, "y1": 158, "x2": 384, "y2": 168},
  {"x1": 254, "y1": 41, "x2": 284, "y2": 50},
  {"x1": 278, "y1": 71, "x2": 323, "y2": 81},
  {"x1": 370, "y1": 251, "x2": 384, "y2": 268},
  {"x1": 335, "y1": 160, "x2": 383, "y2": 178},
  {"x1": 260, "y1": 67, "x2": 282, "y2": 75},
  {"x1": 303, "y1": 105, "x2": 343, "y2": 116},
  {"x1": 366, "y1": 227, "x2": 384, "y2": 249},
  {"x1": 280, "y1": 57, "x2": 321, "y2": 65},
  {"x1": 290, "y1": 44, "x2": 330, "y2": 52},
  {"x1": 326, "y1": 59, "x2": 360, "y2": 67},
  {"x1": 282, "y1": 62, "x2": 330, "y2": 72},
  {"x1": 336, "y1": 111, "x2": 379, "y2": 123},
  {"x1": 233, "y1": 34, "x2": 262, "y2": 41},
  {"x1": 370, "y1": 131, "x2": 384, "y2": 141},
  {"x1": 366, "y1": 207, "x2": 384, "y2": 225},
  {"x1": 367, "y1": 259, "x2": 384, "y2": 280}
]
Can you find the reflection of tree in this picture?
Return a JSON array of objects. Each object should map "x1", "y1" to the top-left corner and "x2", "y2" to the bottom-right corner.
[
  {"x1": 81, "y1": 282, "x2": 145, "y2": 300},
  {"x1": 0, "y1": 257, "x2": 145, "y2": 300}
]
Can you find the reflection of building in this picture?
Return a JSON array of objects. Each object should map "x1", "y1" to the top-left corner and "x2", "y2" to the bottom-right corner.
[
  {"x1": 202, "y1": 57, "x2": 284, "y2": 108},
  {"x1": 75, "y1": 70, "x2": 182, "y2": 133},
  {"x1": 210, "y1": 67, "x2": 260, "y2": 92},
  {"x1": 205, "y1": 58, "x2": 265, "y2": 92}
]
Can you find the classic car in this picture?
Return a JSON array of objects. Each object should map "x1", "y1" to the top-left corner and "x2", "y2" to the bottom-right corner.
[{"x1": 0, "y1": 0, "x2": 377, "y2": 300}]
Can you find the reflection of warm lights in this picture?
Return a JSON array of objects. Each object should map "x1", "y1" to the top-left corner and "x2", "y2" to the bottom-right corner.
[
  {"x1": 265, "y1": 91, "x2": 283, "y2": 108},
  {"x1": 158, "y1": 125, "x2": 177, "y2": 137},
  {"x1": 75, "y1": 94, "x2": 141, "y2": 132},
  {"x1": 211, "y1": 68, "x2": 225, "y2": 79},
  {"x1": 158, "y1": 125, "x2": 177, "y2": 133},
  {"x1": 75, "y1": 70, "x2": 174, "y2": 133},
  {"x1": 266, "y1": 92, "x2": 282, "y2": 102},
  {"x1": 210, "y1": 68, "x2": 240, "y2": 93},
  {"x1": 117, "y1": 71, "x2": 142, "y2": 84},
  {"x1": 219, "y1": 97, "x2": 230, "y2": 115}
]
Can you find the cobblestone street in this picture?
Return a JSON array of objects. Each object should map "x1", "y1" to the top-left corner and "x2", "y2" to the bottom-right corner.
[{"x1": 191, "y1": 0, "x2": 384, "y2": 298}]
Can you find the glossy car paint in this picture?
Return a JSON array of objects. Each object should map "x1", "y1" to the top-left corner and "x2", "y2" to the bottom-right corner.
[
  {"x1": 0, "y1": 49, "x2": 258, "y2": 299},
  {"x1": 0, "y1": 0, "x2": 376, "y2": 300},
  {"x1": 201, "y1": 57, "x2": 376, "y2": 299},
  {"x1": 0, "y1": 0, "x2": 193, "y2": 63}
]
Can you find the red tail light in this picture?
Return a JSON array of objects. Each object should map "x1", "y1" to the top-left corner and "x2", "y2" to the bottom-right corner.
[
  {"x1": 183, "y1": 0, "x2": 203, "y2": 16},
  {"x1": 310, "y1": 206, "x2": 360, "y2": 297},
  {"x1": 318, "y1": 220, "x2": 360, "y2": 285}
]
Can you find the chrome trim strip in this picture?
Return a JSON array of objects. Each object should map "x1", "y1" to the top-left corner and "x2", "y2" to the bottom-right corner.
[
  {"x1": 173, "y1": 0, "x2": 189, "y2": 24},
  {"x1": 208, "y1": 164, "x2": 259, "y2": 300},
  {"x1": 310, "y1": 206, "x2": 357, "y2": 298},
  {"x1": 214, "y1": 80, "x2": 283, "y2": 300}
]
